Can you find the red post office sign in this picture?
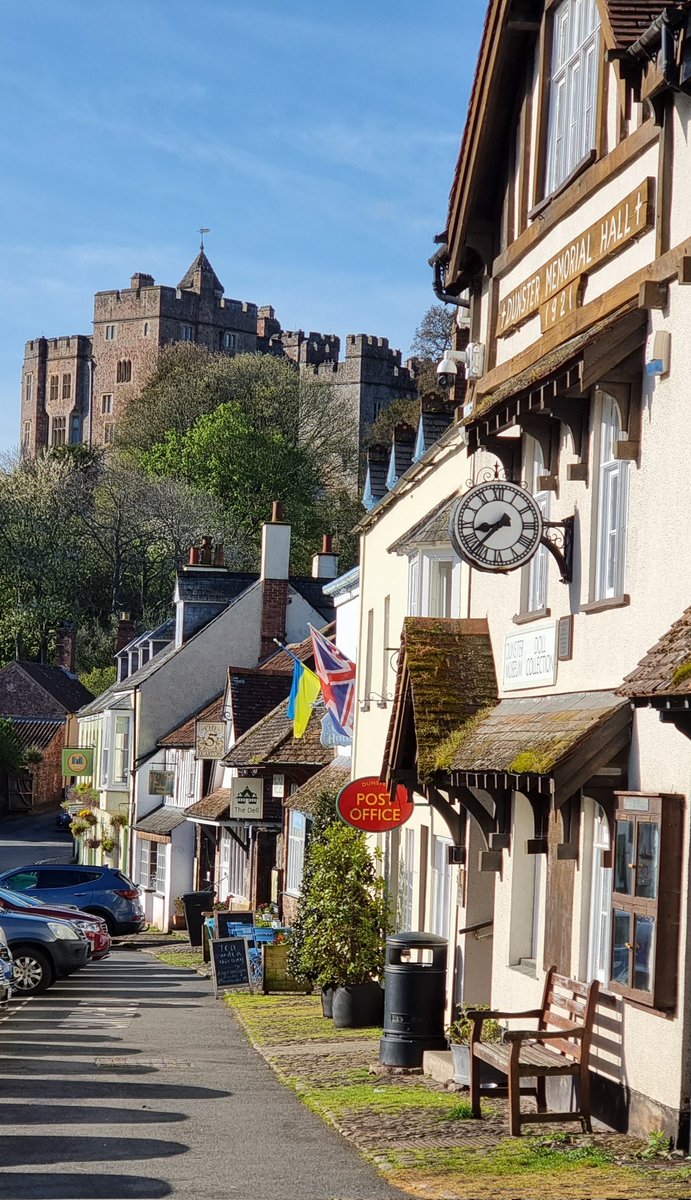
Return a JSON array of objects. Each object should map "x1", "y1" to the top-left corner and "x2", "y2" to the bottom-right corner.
[{"x1": 336, "y1": 776, "x2": 414, "y2": 833}]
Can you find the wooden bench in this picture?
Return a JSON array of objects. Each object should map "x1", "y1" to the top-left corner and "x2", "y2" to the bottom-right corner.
[{"x1": 468, "y1": 967, "x2": 600, "y2": 1136}]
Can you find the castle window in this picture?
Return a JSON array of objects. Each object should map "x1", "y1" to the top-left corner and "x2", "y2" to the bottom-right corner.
[
  {"x1": 22, "y1": 421, "x2": 31, "y2": 451},
  {"x1": 101, "y1": 394, "x2": 113, "y2": 415},
  {"x1": 105, "y1": 325, "x2": 117, "y2": 341},
  {"x1": 49, "y1": 375, "x2": 59, "y2": 402},
  {"x1": 25, "y1": 374, "x2": 33, "y2": 404},
  {"x1": 51, "y1": 415, "x2": 66, "y2": 448},
  {"x1": 116, "y1": 360, "x2": 132, "y2": 384},
  {"x1": 104, "y1": 423, "x2": 115, "y2": 445},
  {"x1": 222, "y1": 331, "x2": 236, "y2": 351},
  {"x1": 545, "y1": 0, "x2": 600, "y2": 195},
  {"x1": 180, "y1": 324, "x2": 194, "y2": 342},
  {"x1": 143, "y1": 322, "x2": 150, "y2": 337},
  {"x1": 62, "y1": 374, "x2": 71, "y2": 401}
]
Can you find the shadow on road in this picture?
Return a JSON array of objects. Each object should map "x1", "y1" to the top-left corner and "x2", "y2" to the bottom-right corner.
[
  {"x1": 0, "y1": 1135, "x2": 187, "y2": 1167},
  {"x1": 0, "y1": 1174, "x2": 172, "y2": 1198},
  {"x1": 0, "y1": 1078, "x2": 231, "y2": 1101},
  {"x1": 2, "y1": 1104, "x2": 188, "y2": 1126}
]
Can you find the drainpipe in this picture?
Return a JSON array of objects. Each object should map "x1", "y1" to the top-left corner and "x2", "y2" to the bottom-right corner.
[
  {"x1": 627, "y1": 4, "x2": 689, "y2": 83},
  {"x1": 429, "y1": 240, "x2": 471, "y2": 309}
]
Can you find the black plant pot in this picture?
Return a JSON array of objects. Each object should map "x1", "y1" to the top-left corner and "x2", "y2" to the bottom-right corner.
[
  {"x1": 321, "y1": 986, "x2": 334, "y2": 1019},
  {"x1": 332, "y1": 981, "x2": 384, "y2": 1029}
]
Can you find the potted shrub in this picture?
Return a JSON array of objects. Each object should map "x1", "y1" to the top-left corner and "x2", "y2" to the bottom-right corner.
[
  {"x1": 110, "y1": 813, "x2": 128, "y2": 831},
  {"x1": 295, "y1": 821, "x2": 391, "y2": 1028},
  {"x1": 69, "y1": 817, "x2": 89, "y2": 838},
  {"x1": 101, "y1": 834, "x2": 116, "y2": 854},
  {"x1": 447, "y1": 1003, "x2": 505, "y2": 1088}
]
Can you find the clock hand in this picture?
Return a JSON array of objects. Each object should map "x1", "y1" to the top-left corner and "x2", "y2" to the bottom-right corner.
[{"x1": 475, "y1": 512, "x2": 512, "y2": 542}]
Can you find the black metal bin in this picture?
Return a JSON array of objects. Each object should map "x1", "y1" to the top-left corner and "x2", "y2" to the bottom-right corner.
[
  {"x1": 181, "y1": 889, "x2": 214, "y2": 947},
  {"x1": 380, "y1": 932, "x2": 448, "y2": 1068}
]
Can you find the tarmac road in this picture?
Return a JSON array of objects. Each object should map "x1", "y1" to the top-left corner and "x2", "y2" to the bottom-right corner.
[
  {"x1": 0, "y1": 950, "x2": 407, "y2": 1200},
  {"x1": 0, "y1": 809, "x2": 73, "y2": 873}
]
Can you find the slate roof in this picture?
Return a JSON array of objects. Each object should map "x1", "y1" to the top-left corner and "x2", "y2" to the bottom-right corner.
[
  {"x1": 284, "y1": 755, "x2": 351, "y2": 815},
  {"x1": 414, "y1": 409, "x2": 453, "y2": 460},
  {"x1": 174, "y1": 569, "x2": 257, "y2": 604},
  {"x1": 618, "y1": 607, "x2": 691, "y2": 699},
  {"x1": 290, "y1": 578, "x2": 335, "y2": 622},
  {"x1": 388, "y1": 495, "x2": 457, "y2": 555},
  {"x1": 386, "y1": 424, "x2": 416, "y2": 488},
  {"x1": 177, "y1": 249, "x2": 224, "y2": 294},
  {"x1": 185, "y1": 788, "x2": 231, "y2": 821},
  {"x1": 10, "y1": 717, "x2": 65, "y2": 751},
  {"x1": 442, "y1": 691, "x2": 632, "y2": 805},
  {"x1": 158, "y1": 693, "x2": 225, "y2": 749},
  {"x1": 383, "y1": 618, "x2": 498, "y2": 783},
  {"x1": 223, "y1": 696, "x2": 332, "y2": 769},
  {"x1": 15, "y1": 664, "x2": 94, "y2": 714},
  {"x1": 227, "y1": 669, "x2": 293, "y2": 738},
  {"x1": 134, "y1": 804, "x2": 189, "y2": 836},
  {"x1": 363, "y1": 444, "x2": 389, "y2": 511}
]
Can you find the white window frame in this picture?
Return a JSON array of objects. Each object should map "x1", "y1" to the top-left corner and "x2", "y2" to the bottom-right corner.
[
  {"x1": 105, "y1": 324, "x2": 117, "y2": 341},
  {"x1": 431, "y1": 835, "x2": 453, "y2": 941},
  {"x1": 407, "y1": 554, "x2": 420, "y2": 617},
  {"x1": 138, "y1": 840, "x2": 166, "y2": 895},
  {"x1": 587, "y1": 805, "x2": 612, "y2": 985},
  {"x1": 595, "y1": 391, "x2": 629, "y2": 600},
  {"x1": 220, "y1": 831, "x2": 247, "y2": 901},
  {"x1": 112, "y1": 715, "x2": 130, "y2": 786},
  {"x1": 545, "y1": 0, "x2": 600, "y2": 195},
  {"x1": 286, "y1": 810, "x2": 309, "y2": 896},
  {"x1": 424, "y1": 554, "x2": 454, "y2": 618},
  {"x1": 403, "y1": 826, "x2": 416, "y2": 931},
  {"x1": 526, "y1": 438, "x2": 550, "y2": 613}
]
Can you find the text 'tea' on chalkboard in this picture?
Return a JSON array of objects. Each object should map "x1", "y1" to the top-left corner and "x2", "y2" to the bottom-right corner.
[{"x1": 210, "y1": 936, "x2": 252, "y2": 995}]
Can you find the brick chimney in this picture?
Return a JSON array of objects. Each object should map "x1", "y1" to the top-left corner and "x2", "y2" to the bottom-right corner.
[
  {"x1": 260, "y1": 501, "x2": 291, "y2": 659},
  {"x1": 311, "y1": 534, "x2": 339, "y2": 581},
  {"x1": 55, "y1": 621, "x2": 76, "y2": 674},
  {"x1": 116, "y1": 612, "x2": 136, "y2": 654}
]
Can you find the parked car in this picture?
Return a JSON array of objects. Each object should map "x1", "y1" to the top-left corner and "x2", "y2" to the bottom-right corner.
[
  {"x1": 0, "y1": 927, "x2": 13, "y2": 1003},
  {"x1": 54, "y1": 809, "x2": 73, "y2": 830},
  {"x1": 0, "y1": 911, "x2": 90, "y2": 994},
  {"x1": 0, "y1": 886, "x2": 111, "y2": 959},
  {"x1": 0, "y1": 865, "x2": 145, "y2": 936}
]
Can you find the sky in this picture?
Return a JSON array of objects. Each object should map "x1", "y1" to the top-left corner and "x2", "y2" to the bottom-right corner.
[{"x1": 0, "y1": 1, "x2": 487, "y2": 453}]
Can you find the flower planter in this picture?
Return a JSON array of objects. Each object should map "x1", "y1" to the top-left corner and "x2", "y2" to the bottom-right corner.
[
  {"x1": 332, "y1": 981, "x2": 384, "y2": 1029},
  {"x1": 450, "y1": 1042, "x2": 505, "y2": 1088},
  {"x1": 321, "y1": 986, "x2": 334, "y2": 1018}
]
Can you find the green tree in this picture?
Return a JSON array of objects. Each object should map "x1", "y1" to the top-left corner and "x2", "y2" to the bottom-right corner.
[
  {"x1": 0, "y1": 718, "x2": 24, "y2": 775},
  {"x1": 286, "y1": 789, "x2": 341, "y2": 983},
  {"x1": 79, "y1": 666, "x2": 116, "y2": 697}
]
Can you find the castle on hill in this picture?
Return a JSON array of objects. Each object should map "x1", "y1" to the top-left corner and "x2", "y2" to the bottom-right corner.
[{"x1": 20, "y1": 248, "x2": 416, "y2": 460}]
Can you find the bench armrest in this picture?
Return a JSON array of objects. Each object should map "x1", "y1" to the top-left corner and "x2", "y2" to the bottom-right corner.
[{"x1": 502, "y1": 1024, "x2": 585, "y2": 1044}]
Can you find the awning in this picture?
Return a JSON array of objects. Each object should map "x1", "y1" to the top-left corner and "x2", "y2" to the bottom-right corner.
[
  {"x1": 468, "y1": 305, "x2": 647, "y2": 438},
  {"x1": 134, "y1": 804, "x2": 189, "y2": 844},
  {"x1": 445, "y1": 690, "x2": 631, "y2": 806},
  {"x1": 284, "y1": 756, "x2": 351, "y2": 815}
]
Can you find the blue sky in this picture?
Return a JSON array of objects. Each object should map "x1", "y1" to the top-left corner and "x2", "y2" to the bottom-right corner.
[{"x1": 0, "y1": 1, "x2": 487, "y2": 453}]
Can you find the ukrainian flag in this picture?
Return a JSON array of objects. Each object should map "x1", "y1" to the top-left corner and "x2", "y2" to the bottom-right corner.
[{"x1": 287, "y1": 660, "x2": 321, "y2": 738}]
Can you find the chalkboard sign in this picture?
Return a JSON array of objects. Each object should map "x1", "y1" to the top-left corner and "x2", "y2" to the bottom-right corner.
[
  {"x1": 216, "y1": 910, "x2": 254, "y2": 940},
  {"x1": 210, "y1": 937, "x2": 252, "y2": 996}
]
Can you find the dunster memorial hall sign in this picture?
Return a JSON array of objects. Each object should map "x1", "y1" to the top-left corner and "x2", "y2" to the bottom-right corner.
[{"x1": 497, "y1": 179, "x2": 653, "y2": 338}]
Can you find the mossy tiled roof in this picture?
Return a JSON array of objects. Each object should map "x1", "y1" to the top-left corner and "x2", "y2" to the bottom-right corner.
[
  {"x1": 284, "y1": 755, "x2": 351, "y2": 815},
  {"x1": 223, "y1": 696, "x2": 332, "y2": 769},
  {"x1": 618, "y1": 607, "x2": 691, "y2": 699}
]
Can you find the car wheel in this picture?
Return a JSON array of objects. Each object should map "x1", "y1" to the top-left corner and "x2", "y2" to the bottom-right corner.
[
  {"x1": 12, "y1": 947, "x2": 53, "y2": 995},
  {"x1": 85, "y1": 910, "x2": 116, "y2": 936}
]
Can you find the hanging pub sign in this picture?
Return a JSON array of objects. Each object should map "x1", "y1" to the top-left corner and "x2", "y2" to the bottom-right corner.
[
  {"x1": 195, "y1": 720, "x2": 225, "y2": 760},
  {"x1": 149, "y1": 769, "x2": 175, "y2": 796},
  {"x1": 230, "y1": 777, "x2": 264, "y2": 819},
  {"x1": 336, "y1": 777, "x2": 413, "y2": 833},
  {"x1": 62, "y1": 748, "x2": 94, "y2": 777}
]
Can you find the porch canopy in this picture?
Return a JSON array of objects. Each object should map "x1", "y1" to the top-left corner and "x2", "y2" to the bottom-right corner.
[
  {"x1": 134, "y1": 804, "x2": 188, "y2": 844},
  {"x1": 284, "y1": 755, "x2": 351, "y2": 816},
  {"x1": 618, "y1": 604, "x2": 691, "y2": 735}
]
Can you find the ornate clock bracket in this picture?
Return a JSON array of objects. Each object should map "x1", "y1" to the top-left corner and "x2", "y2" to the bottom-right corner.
[{"x1": 541, "y1": 515, "x2": 574, "y2": 584}]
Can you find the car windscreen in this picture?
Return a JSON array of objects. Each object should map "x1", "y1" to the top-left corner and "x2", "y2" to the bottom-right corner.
[{"x1": 0, "y1": 886, "x2": 43, "y2": 908}]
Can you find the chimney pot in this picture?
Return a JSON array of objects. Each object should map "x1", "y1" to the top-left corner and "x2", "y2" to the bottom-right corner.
[
  {"x1": 272, "y1": 500, "x2": 284, "y2": 523},
  {"x1": 189, "y1": 547, "x2": 200, "y2": 565},
  {"x1": 200, "y1": 536, "x2": 213, "y2": 565},
  {"x1": 116, "y1": 613, "x2": 136, "y2": 655},
  {"x1": 322, "y1": 534, "x2": 333, "y2": 554},
  {"x1": 213, "y1": 543, "x2": 225, "y2": 567}
]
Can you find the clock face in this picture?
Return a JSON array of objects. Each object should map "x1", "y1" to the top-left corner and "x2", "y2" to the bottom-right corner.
[{"x1": 449, "y1": 481, "x2": 544, "y2": 572}]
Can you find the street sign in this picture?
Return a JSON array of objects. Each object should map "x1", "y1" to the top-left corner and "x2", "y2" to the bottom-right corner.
[
  {"x1": 336, "y1": 777, "x2": 414, "y2": 833},
  {"x1": 62, "y1": 748, "x2": 94, "y2": 776}
]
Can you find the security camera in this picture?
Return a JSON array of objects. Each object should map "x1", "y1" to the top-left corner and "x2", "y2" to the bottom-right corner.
[{"x1": 436, "y1": 350, "x2": 466, "y2": 389}]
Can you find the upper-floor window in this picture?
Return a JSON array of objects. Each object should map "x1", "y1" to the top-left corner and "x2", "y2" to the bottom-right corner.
[
  {"x1": 408, "y1": 550, "x2": 457, "y2": 618},
  {"x1": 101, "y1": 394, "x2": 113, "y2": 415},
  {"x1": 51, "y1": 415, "x2": 66, "y2": 448},
  {"x1": 22, "y1": 421, "x2": 31, "y2": 450},
  {"x1": 25, "y1": 374, "x2": 33, "y2": 404},
  {"x1": 62, "y1": 373, "x2": 71, "y2": 400},
  {"x1": 526, "y1": 439, "x2": 550, "y2": 613},
  {"x1": 116, "y1": 360, "x2": 132, "y2": 384},
  {"x1": 49, "y1": 374, "x2": 59, "y2": 402},
  {"x1": 222, "y1": 331, "x2": 236, "y2": 351},
  {"x1": 595, "y1": 392, "x2": 629, "y2": 600},
  {"x1": 105, "y1": 324, "x2": 117, "y2": 341},
  {"x1": 180, "y1": 324, "x2": 194, "y2": 341},
  {"x1": 546, "y1": 0, "x2": 600, "y2": 195}
]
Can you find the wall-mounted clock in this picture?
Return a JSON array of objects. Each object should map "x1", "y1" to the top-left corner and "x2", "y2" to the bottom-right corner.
[{"x1": 449, "y1": 480, "x2": 544, "y2": 572}]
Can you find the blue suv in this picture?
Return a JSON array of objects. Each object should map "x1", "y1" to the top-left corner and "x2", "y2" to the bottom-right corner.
[{"x1": 0, "y1": 865, "x2": 145, "y2": 936}]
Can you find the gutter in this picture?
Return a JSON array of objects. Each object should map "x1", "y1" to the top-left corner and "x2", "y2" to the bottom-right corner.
[{"x1": 429, "y1": 236, "x2": 470, "y2": 309}]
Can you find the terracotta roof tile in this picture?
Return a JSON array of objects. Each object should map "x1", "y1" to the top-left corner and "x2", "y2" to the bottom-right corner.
[
  {"x1": 185, "y1": 788, "x2": 231, "y2": 821},
  {"x1": 618, "y1": 607, "x2": 691, "y2": 698}
]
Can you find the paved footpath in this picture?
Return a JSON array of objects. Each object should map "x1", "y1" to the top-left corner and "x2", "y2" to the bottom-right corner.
[{"x1": 0, "y1": 949, "x2": 407, "y2": 1200}]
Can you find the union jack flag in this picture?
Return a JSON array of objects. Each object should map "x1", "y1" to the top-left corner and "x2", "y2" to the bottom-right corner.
[{"x1": 309, "y1": 624, "x2": 356, "y2": 740}]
